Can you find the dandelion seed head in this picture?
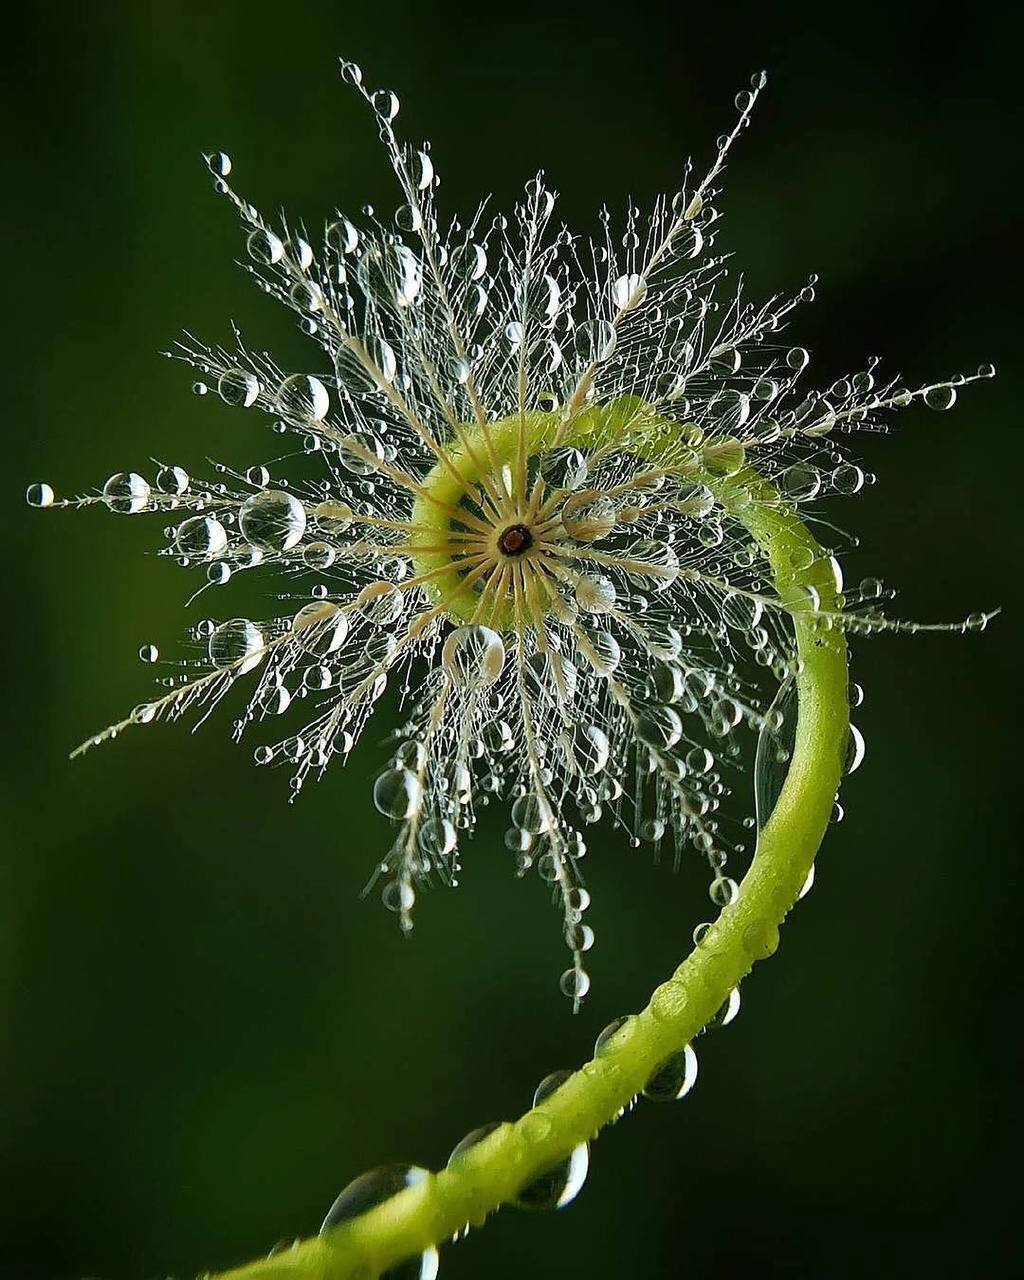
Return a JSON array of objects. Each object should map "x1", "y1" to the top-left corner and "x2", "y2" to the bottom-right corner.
[{"x1": 31, "y1": 61, "x2": 995, "y2": 1008}]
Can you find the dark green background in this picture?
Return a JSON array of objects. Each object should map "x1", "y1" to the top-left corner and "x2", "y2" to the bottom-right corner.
[{"x1": 3, "y1": 3, "x2": 1018, "y2": 1277}]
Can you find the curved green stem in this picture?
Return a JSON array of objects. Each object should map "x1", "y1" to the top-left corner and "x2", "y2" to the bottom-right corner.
[{"x1": 212, "y1": 403, "x2": 849, "y2": 1280}]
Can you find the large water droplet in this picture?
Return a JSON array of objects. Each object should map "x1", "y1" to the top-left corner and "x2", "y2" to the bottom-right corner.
[
  {"x1": 569, "y1": 724, "x2": 609, "y2": 776},
  {"x1": 374, "y1": 768, "x2": 422, "y2": 819},
  {"x1": 291, "y1": 602, "x2": 349, "y2": 655},
  {"x1": 209, "y1": 618, "x2": 264, "y2": 674},
  {"x1": 320, "y1": 1165, "x2": 438, "y2": 1280},
  {"x1": 442, "y1": 625, "x2": 505, "y2": 686},
  {"x1": 372, "y1": 89, "x2": 400, "y2": 122},
  {"x1": 218, "y1": 368, "x2": 260, "y2": 408},
  {"x1": 925, "y1": 384, "x2": 956, "y2": 411},
  {"x1": 247, "y1": 228, "x2": 284, "y2": 266},
  {"x1": 25, "y1": 482, "x2": 55, "y2": 508},
  {"x1": 239, "y1": 490, "x2": 307, "y2": 552},
  {"x1": 515, "y1": 1073, "x2": 590, "y2": 1211},
  {"x1": 635, "y1": 705, "x2": 682, "y2": 751},
  {"x1": 102, "y1": 472, "x2": 150, "y2": 514},
  {"x1": 642, "y1": 1044, "x2": 698, "y2": 1101},
  {"x1": 175, "y1": 515, "x2": 227, "y2": 558},
  {"x1": 755, "y1": 675, "x2": 796, "y2": 831},
  {"x1": 278, "y1": 373, "x2": 330, "y2": 422}
]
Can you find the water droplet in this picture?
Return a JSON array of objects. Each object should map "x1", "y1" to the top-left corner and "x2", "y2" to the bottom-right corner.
[
  {"x1": 287, "y1": 237, "x2": 314, "y2": 270},
  {"x1": 611, "y1": 273, "x2": 647, "y2": 311},
  {"x1": 845, "y1": 723, "x2": 866, "y2": 774},
  {"x1": 412, "y1": 149, "x2": 434, "y2": 191},
  {"x1": 561, "y1": 492, "x2": 616, "y2": 542},
  {"x1": 356, "y1": 581, "x2": 403, "y2": 625},
  {"x1": 570, "y1": 724, "x2": 609, "y2": 776},
  {"x1": 649, "y1": 981, "x2": 688, "y2": 1023},
  {"x1": 574, "y1": 319, "x2": 616, "y2": 363},
  {"x1": 594, "y1": 1016, "x2": 629, "y2": 1054},
  {"x1": 511, "y1": 794, "x2": 549, "y2": 834},
  {"x1": 339, "y1": 432, "x2": 385, "y2": 476},
  {"x1": 290, "y1": 280, "x2": 324, "y2": 312},
  {"x1": 25, "y1": 482, "x2": 55, "y2": 508},
  {"x1": 831, "y1": 463, "x2": 864, "y2": 495},
  {"x1": 278, "y1": 374, "x2": 330, "y2": 422},
  {"x1": 218, "y1": 368, "x2": 261, "y2": 408},
  {"x1": 175, "y1": 515, "x2": 227, "y2": 558},
  {"x1": 247, "y1": 227, "x2": 284, "y2": 266},
  {"x1": 313, "y1": 500, "x2": 354, "y2": 534},
  {"x1": 540, "y1": 447, "x2": 588, "y2": 491},
  {"x1": 209, "y1": 618, "x2": 264, "y2": 673},
  {"x1": 320, "y1": 1165, "x2": 438, "y2": 1280},
  {"x1": 156, "y1": 465, "x2": 190, "y2": 495},
  {"x1": 559, "y1": 967, "x2": 590, "y2": 1000},
  {"x1": 515, "y1": 1075, "x2": 589, "y2": 1211},
  {"x1": 207, "y1": 151, "x2": 231, "y2": 177},
  {"x1": 291, "y1": 602, "x2": 349, "y2": 655},
  {"x1": 138, "y1": 644, "x2": 159, "y2": 663},
  {"x1": 643, "y1": 1044, "x2": 698, "y2": 1101},
  {"x1": 755, "y1": 675, "x2": 795, "y2": 831},
  {"x1": 374, "y1": 768, "x2": 422, "y2": 819},
  {"x1": 327, "y1": 217, "x2": 360, "y2": 256},
  {"x1": 780, "y1": 464, "x2": 822, "y2": 502},
  {"x1": 635, "y1": 705, "x2": 682, "y2": 751},
  {"x1": 442, "y1": 626, "x2": 505, "y2": 686},
  {"x1": 239, "y1": 490, "x2": 307, "y2": 552},
  {"x1": 419, "y1": 817, "x2": 456, "y2": 858},
  {"x1": 448, "y1": 1122, "x2": 502, "y2": 1165},
  {"x1": 102, "y1": 472, "x2": 150, "y2": 514},
  {"x1": 708, "y1": 986, "x2": 741, "y2": 1029},
  {"x1": 924, "y1": 384, "x2": 956, "y2": 411},
  {"x1": 372, "y1": 89, "x2": 400, "y2": 122},
  {"x1": 709, "y1": 875, "x2": 738, "y2": 907},
  {"x1": 574, "y1": 573, "x2": 616, "y2": 614}
]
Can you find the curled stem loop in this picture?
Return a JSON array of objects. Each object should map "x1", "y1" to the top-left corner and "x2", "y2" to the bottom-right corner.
[{"x1": 214, "y1": 405, "x2": 850, "y2": 1280}]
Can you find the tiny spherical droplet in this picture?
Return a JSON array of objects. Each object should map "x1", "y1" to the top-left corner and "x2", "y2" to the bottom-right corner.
[
  {"x1": 207, "y1": 151, "x2": 231, "y2": 176},
  {"x1": 25, "y1": 482, "x2": 55, "y2": 508},
  {"x1": 559, "y1": 967, "x2": 590, "y2": 1000}
]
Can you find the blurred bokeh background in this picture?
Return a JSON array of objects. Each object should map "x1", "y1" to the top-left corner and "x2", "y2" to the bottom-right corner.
[{"x1": 3, "y1": 2, "x2": 1018, "y2": 1277}]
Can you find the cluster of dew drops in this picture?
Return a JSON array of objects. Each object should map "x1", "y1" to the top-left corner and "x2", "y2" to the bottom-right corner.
[
  {"x1": 273, "y1": 991, "x2": 732, "y2": 1279},
  {"x1": 23, "y1": 58, "x2": 1002, "y2": 1280},
  {"x1": 24, "y1": 58, "x2": 996, "y2": 1023}
]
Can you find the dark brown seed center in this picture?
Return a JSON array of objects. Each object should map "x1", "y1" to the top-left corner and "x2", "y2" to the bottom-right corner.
[{"x1": 498, "y1": 523, "x2": 533, "y2": 556}]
